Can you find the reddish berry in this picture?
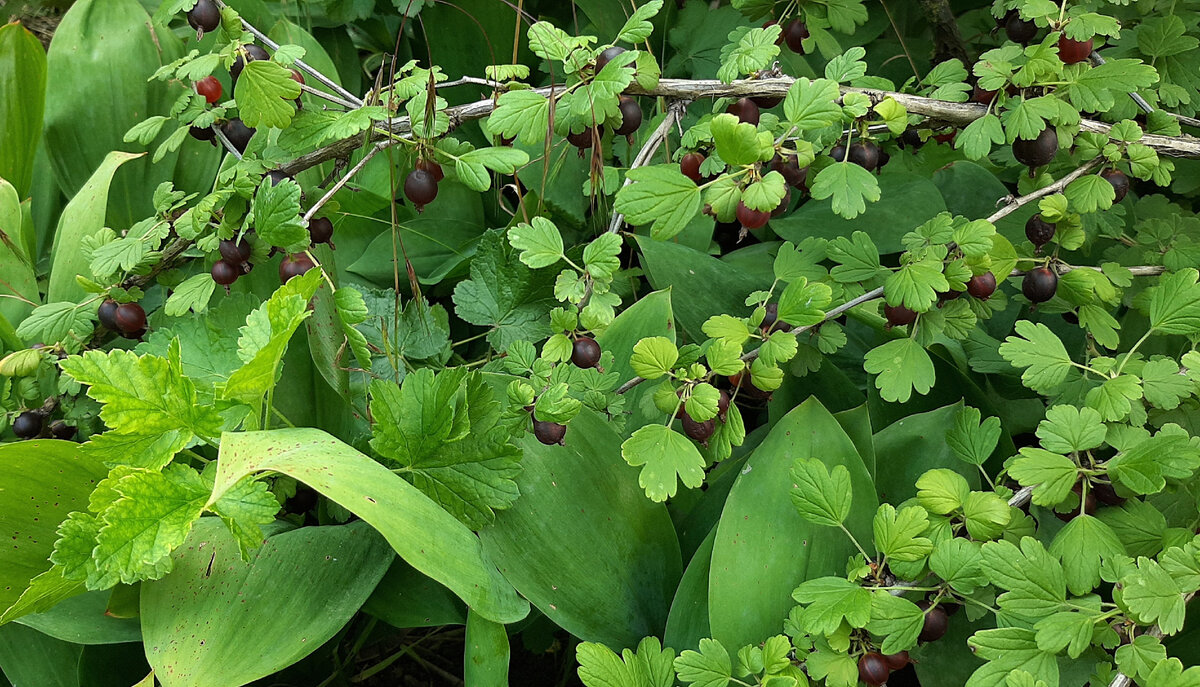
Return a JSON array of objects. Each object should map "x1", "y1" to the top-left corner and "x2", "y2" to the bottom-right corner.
[
  {"x1": 972, "y1": 83, "x2": 998, "y2": 104},
  {"x1": 567, "y1": 127, "x2": 598, "y2": 149},
  {"x1": 1058, "y1": 35, "x2": 1093, "y2": 65},
  {"x1": 404, "y1": 169, "x2": 439, "y2": 210},
  {"x1": 594, "y1": 46, "x2": 627, "y2": 73},
  {"x1": 1101, "y1": 168, "x2": 1130, "y2": 203},
  {"x1": 114, "y1": 303, "x2": 147, "y2": 335},
  {"x1": 211, "y1": 259, "x2": 240, "y2": 286},
  {"x1": 726, "y1": 98, "x2": 760, "y2": 126},
  {"x1": 279, "y1": 253, "x2": 315, "y2": 282},
  {"x1": 195, "y1": 76, "x2": 222, "y2": 104},
  {"x1": 736, "y1": 201, "x2": 770, "y2": 230},
  {"x1": 680, "y1": 152, "x2": 705, "y2": 183},
  {"x1": 219, "y1": 238, "x2": 252, "y2": 263},
  {"x1": 966, "y1": 272, "x2": 997, "y2": 300},
  {"x1": 884, "y1": 304, "x2": 918, "y2": 327},
  {"x1": 858, "y1": 653, "x2": 890, "y2": 686},
  {"x1": 884, "y1": 651, "x2": 910, "y2": 670},
  {"x1": 533, "y1": 420, "x2": 567, "y2": 446},
  {"x1": 680, "y1": 413, "x2": 716, "y2": 443},
  {"x1": 783, "y1": 19, "x2": 809, "y2": 54},
  {"x1": 415, "y1": 158, "x2": 445, "y2": 182}
]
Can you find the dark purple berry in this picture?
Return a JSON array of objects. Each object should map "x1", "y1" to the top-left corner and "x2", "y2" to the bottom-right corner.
[
  {"x1": 212, "y1": 260, "x2": 240, "y2": 286},
  {"x1": 614, "y1": 96, "x2": 642, "y2": 136},
  {"x1": 231, "y1": 44, "x2": 270, "y2": 84},
  {"x1": 533, "y1": 420, "x2": 567, "y2": 446},
  {"x1": 680, "y1": 413, "x2": 716, "y2": 443},
  {"x1": 594, "y1": 46, "x2": 627, "y2": 73},
  {"x1": 681, "y1": 152, "x2": 705, "y2": 183},
  {"x1": 783, "y1": 19, "x2": 809, "y2": 54},
  {"x1": 918, "y1": 602, "x2": 950, "y2": 642},
  {"x1": 1022, "y1": 267, "x2": 1058, "y2": 303},
  {"x1": 884, "y1": 304, "x2": 918, "y2": 327},
  {"x1": 1101, "y1": 168, "x2": 1130, "y2": 203},
  {"x1": 308, "y1": 217, "x2": 334, "y2": 245},
  {"x1": 13, "y1": 411, "x2": 42, "y2": 439},
  {"x1": 221, "y1": 118, "x2": 256, "y2": 154},
  {"x1": 49, "y1": 420, "x2": 76, "y2": 440},
  {"x1": 571, "y1": 337, "x2": 602, "y2": 369},
  {"x1": 403, "y1": 169, "x2": 438, "y2": 210},
  {"x1": 966, "y1": 272, "x2": 997, "y2": 300},
  {"x1": 1005, "y1": 14, "x2": 1037, "y2": 43},
  {"x1": 187, "y1": 0, "x2": 220, "y2": 35},
  {"x1": 219, "y1": 238, "x2": 251, "y2": 263},
  {"x1": 1012, "y1": 127, "x2": 1058, "y2": 168},
  {"x1": 736, "y1": 201, "x2": 769, "y2": 230},
  {"x1": 415, "y1": 158, "x2": 444, "y2": 182},
  {"x1": 848, "y1": 141, "x2": 880, "y2": 171},
  {"x1": 97, "y1": 299, "x2": 119, "y2": 331},
  {"x1": 279, "y1": 254, "x2": 315, "y2": 282},
  {"x1": 726, "y1": 98, "x2": 760, "y2": 126},
  {"x1": 1025, "y1": 214, "x2": 1056, "y2": 247}
]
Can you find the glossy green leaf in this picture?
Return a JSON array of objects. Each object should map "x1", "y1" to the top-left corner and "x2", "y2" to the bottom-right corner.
[
  {"x1": 0, "y1": 440, "x2": 107, "y2": 624},
  {"x1": 14, "y1": 591, "x2": 139, "y2": 645},
  {"x1": 46, "y1": 151, "x2": 142, "y2": 303},
  {"x1": 0, "y1": 22, "x2": 46, "y2": 198},
  {"x1": 0, "y1": 622, "x2": 81, "y2": 687},
  {"x1": 0, "y1": 178, "x2": 36, "y2": 327},
  {"x1": 464, "y1": 610, "x2": 510, "y2": 687},
  {"x1": 141, "y1": 519, "x2": 392, "y2": 687},
  {"x1": 362, "y1": 558, "x2": 467, "y2": 629},
  {"x1": 480, "y1": 409, "x2": 682, "y2": 648},
  {"x1": 709, "y1": 397, "x2": 876, "y2": 650},
  {"x1": 595, "y1": 289, "x2": 675, "y2": 435},
  {"x1": 873, "y1": 402, "x2": 981, "y2": 505},
  {"x1": 43, "y1": 0, "x2": 186, "y2": 228},
  {"x1": 212, "y1": 429, "x2": 529, "y2": 624}
]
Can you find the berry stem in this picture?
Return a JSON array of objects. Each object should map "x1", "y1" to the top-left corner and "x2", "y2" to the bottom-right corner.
[{"x1": 301, "y1": 143, "x2": 384, "y2": 223}]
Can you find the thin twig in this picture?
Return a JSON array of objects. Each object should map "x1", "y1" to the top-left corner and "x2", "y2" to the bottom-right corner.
[
  {"x1": 986, "y1": 157, "x2": 1103, "y2": 224},
  {"x1": 438, "y1": 75, "x2": 508, "y2": 89},
  {"x1": 1089, "y1": 51, "x2": 1200, "y2": 128},
  {"x1": 607, "y1": 99, "x2": 690, "y2": 233},
  {"x1": 299, "y1": 83, "x2": 359, "y2": 110},
  {"x1": 279, "y1": 77, "x2": 1200, "y2": 177},
  {"x1": 212, "y1": 0, "x2": 364, "y2": 107},
  {"x1": 301, "y1": 144, "x2": 383, "y2": 223},
  {"x1": 212, "y1": 126, "x2": 243, "y2": 160}
]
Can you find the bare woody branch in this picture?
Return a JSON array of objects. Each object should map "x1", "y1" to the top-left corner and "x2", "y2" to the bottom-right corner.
[{"x1": 279, "y1": 77, "x2": 1200, "y2": 177}]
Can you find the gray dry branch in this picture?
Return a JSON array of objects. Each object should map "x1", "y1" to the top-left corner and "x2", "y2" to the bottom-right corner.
[{"x1": 280, "y1": 77, "x2": 1200, "y2": 175}]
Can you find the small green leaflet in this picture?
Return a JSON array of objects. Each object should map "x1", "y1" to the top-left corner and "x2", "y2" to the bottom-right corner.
[
  {"x1": 710, "y1": 113, "x2": 770, "y2": 166},
  {"x1": 220, "y1": 270, "x2": 321, "y2": 406},
  {"x1": 508, "y1": 217, "x2": 564, "y2": 268},
  {"x1": 827, "y1": 231, "x2": 885, "y2": 283},
  {"x1": 863, "y1": 338, "x2": 936, "y2": 403},
  {"x1": 165, "y1": 273, "x2": 217, "y2": 316},
  {"x1": 783, "y1": 77, "x2": 842, "y2": 130},
  {"x1": 615, "y1": 1, "x2": 663, "y2": 44},
  {"x1": 1148, "y1": 268, "x2": 1200, "y2": 334},
  {"x1": 946, "y1": 406, "x2": 1001, "y2": 465},
  {"x1": 873, "y1": 504, "x2": 932, "y2": 562},
  {"x1": 1037, "y1": 405, "x2": 1105, "y2": 453},
  {"x1": 674, "y1": 638, "x2": 732, "y2": 687},
  {"x1": 776, "y1": 278, "x2": 831, "y2": 327},
  {"x1": 884, "y1": 256, "x2": 949, "y2": 310},
  {"x1": 998, "y1": 321, "x2": 1075, "y2": 393},
  {"x1": 630, "y1": 336, "x2": 678, "y2": 379},
  {"x1": 811, "y1": 162, "x2": 881, "y2": 219},
  {"x1": 791, "y1": 576, "x2": 872, "y2": 635},
  {"x1": 1009, "y1": 448, "x2": 1077, "y2": 506},
  {"x1": 1123, "y1": 557, "x2": 1188, "y2": 635},
  {"x1": 717, "y1": 25, "x2": 780, "y2": 83},
  {"x1": 577, "y1": 636, "x2": 676, "y2": 687},
  {"x1": 455, "y1": 147, "x2": 530, "y2": 192},
  {"x1": 1049, "y1": 514, "x2": 1124, "y2": 596},
  {"x1": 15, "y1": 302, "x2": 96, "y2": 347},
  {"x1": 620, "y1": 424, "x2": 706, "y2": 502},
  {"x1": 789, "y1": 457, "x2": 853, "y2": 527},
  {"x1": 251, "y1": 179, "x2": 307, "y2": 253},
  {"x1": 488, "y1": 90, "x2": 549, "y2": 145},
  {"x1": 614, "y1": 165, "x2": 701, "y2": 241},
  {"x1": 865, "y1": 591, "x2": 925, "y2": 653},
  {"x1": 916, "y1": 469, "x2": 970, "y2": 515},
  {"x1": 233, "y1": 60, "x2": 302, "y2": 129}
]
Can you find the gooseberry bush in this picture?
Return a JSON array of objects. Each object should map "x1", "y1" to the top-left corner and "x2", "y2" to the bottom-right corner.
[{"x1": 2, "y1": 0, "x2": 1200, "y2": 685}]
